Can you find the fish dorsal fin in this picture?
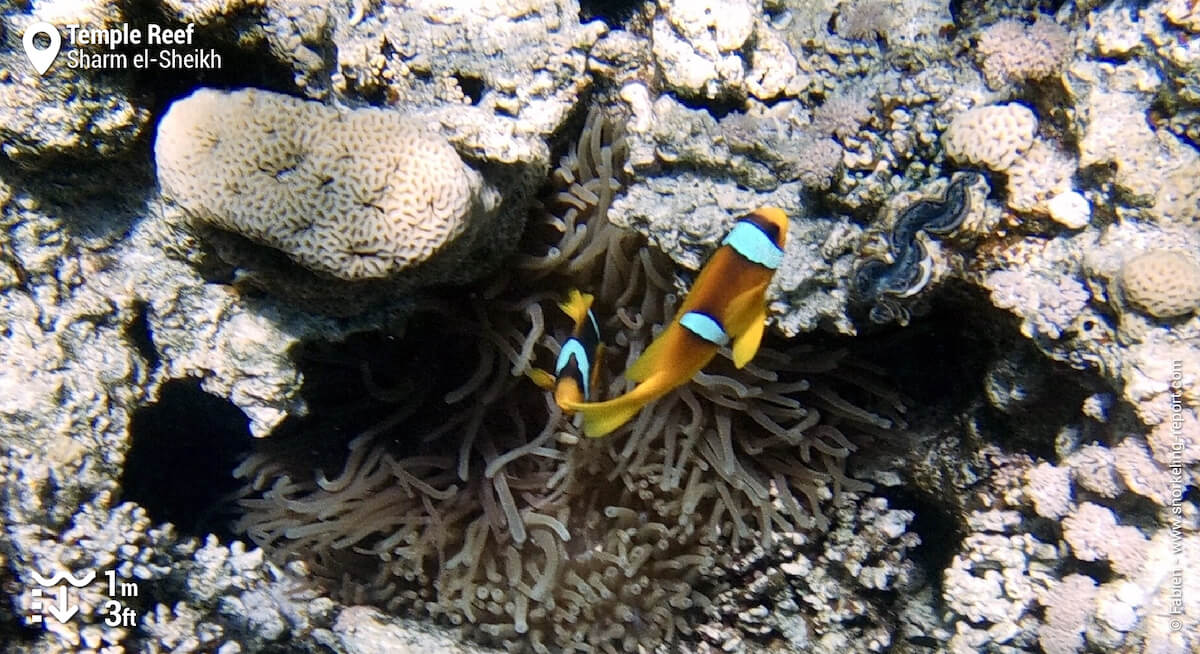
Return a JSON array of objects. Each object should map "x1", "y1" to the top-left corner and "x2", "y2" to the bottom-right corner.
[{"x1": 557, "y1": 289, "x2": 595, "y2": 327}]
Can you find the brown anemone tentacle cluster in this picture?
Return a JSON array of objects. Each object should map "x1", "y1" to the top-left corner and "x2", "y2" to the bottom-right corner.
[{"x1": 233, "y1": 107, "x2": 904, "y2": 652}]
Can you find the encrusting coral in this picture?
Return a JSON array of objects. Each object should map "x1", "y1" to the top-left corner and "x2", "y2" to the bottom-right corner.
[
  {"x1": 232, "y1": 109, "x2": 907, "y2": 652},
  {"x1": 1038, "y1": 574, "x2": 1099, "y2": 654},
  {"x1": 812, "y1": 90, "x2": 875, "y2": 139},
  {"x1": 976, "y1": 15, "x2": 1072, "y2": 89}
]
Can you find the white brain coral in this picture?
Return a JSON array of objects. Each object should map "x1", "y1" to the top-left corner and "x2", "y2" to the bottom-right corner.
[
  {"x1": 977, "y1": 16, "x2": 1072, "y2": 88},
  {"x1": 155, "y1": 88, "x2": 499, "y2": 281},
  {"x1": 1119, "y1": 249, "x2": 1200, "y2": 319},
  {"x1": 943, "y1": 103, "x2": 1037, "y2": 172}
]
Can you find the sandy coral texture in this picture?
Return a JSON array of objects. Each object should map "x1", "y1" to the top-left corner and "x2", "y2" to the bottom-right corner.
[{"x1": 155, "y1": 88, "x2": 500, "y2": 281}]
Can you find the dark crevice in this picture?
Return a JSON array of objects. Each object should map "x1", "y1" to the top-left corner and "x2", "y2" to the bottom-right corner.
[
  {"x1": 1022, "y1": 80, "x2": 1075, "y2": 147},
  {"x1": 675, "y1": 93, "x2": 744, "y2": 121},
  {"x1": 580, "y1": 0, "x2": 646, "y2": 26},
  {"x1": 120, "y1": 378, "x2": 253, "y2": 540},
  {"x1": 847, "y1": 286, "x2": 995, "y2": 413},
  {"x1": 0, "y1": 614, "x2": 40, "y2": 649},
  {"x1": 858, "y1": 284, "x2": 1104, "y2": 460},
  {"x1": 1106, "y1": 491, "x2": 1169, "y2": 533},
  {"x1": 878, "y1": 486, "x2": 961, "y2": 598},
  {"x1": 905, "y1": 634, "x2": 943, "y2": 649},
  {"x1": 253, "y1": 310, "x2": 483, "y2": 476},
  {"x1": 947, "y1": 0, "x2": 1071, "y2": 29},
  {"x1": 454, "y1": 73, "x2": 486, "y2": 105},
  {"x1": 0, "y1": 557, "x2": 42, "y2": 646},
  {"x1": 1069, "y1": 558, "x2": 1114, "y2": 586},
  {"x1": 127, "y1": 301, "x2": 159, "y2": 370}
]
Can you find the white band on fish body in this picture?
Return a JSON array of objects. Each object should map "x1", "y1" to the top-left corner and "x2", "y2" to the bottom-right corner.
[{"x1": 679, "y1": 311, "x2": 730, "y2": 346}]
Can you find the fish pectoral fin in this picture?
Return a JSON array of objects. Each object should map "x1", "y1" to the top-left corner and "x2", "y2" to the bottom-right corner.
[
  {"x1": 731, "y1": 305, "x2": 767, "y2": 368},
  {"x1": 723, "y1": 281, "x2": 766, "y2": 324},
  {"x1": 526, "y1": 368, "x2": 555, "y2": 391}
]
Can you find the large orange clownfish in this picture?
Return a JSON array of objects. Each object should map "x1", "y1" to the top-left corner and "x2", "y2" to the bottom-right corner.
[{"x1": 563, "y1": 207, "x2": 789, "y2": 438}]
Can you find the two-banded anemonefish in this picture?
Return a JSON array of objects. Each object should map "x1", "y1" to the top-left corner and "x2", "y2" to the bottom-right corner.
[
  {"x1": 528, "y1": 289, "x2": 605, "y2": 412},
  {"x1": 562, "y1": 207, "x2": 790, "y2": 438}
]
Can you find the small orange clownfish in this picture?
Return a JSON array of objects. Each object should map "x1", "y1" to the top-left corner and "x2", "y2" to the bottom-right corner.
[
  {"x1": 563, "y1": 207, "x2": 789, "y2": 438},
  {"x1": 529, "y1": 289, "x2": 605, "y2": 411}
]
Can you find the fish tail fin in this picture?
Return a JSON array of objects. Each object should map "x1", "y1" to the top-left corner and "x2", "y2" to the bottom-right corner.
[
  {"x1": 558, "y1": 289, "x2": 595, "y2": 328},
  {"x1": 578, "y1": 396, "x2": 647, "y2": 438},
  {"x1": 626, "y1": 327, "x2": 669, "y2": 382},
  {"x1": 567, "y1": 383, "x2": 661, "y2": 438}
]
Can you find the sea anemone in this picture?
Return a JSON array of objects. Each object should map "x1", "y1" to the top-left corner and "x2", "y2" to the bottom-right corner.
[{"x1": 232, "y1": 108, "x2": 905, "y2": 652}]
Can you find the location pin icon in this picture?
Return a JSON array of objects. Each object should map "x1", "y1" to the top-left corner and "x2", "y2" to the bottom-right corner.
[{"x1": 23, "y1": 22, "x2": 62, "y2": 76}]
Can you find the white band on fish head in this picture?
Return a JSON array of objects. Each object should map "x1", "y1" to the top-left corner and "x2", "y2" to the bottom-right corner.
[
  {"x1": 555, "y1": 338, "x2": 592, "y2": 399},
  {"x1": 722, "y1": 221, "x2": 784, "y2": 270},
  {"x1": 679, "y1": 311, "x2": 730, "y2": 346}
]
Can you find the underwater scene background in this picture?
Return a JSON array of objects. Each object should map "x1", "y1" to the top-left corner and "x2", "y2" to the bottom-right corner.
[{"x1": 1, "y1": 0, "x2": 1198, "y2": 653}]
